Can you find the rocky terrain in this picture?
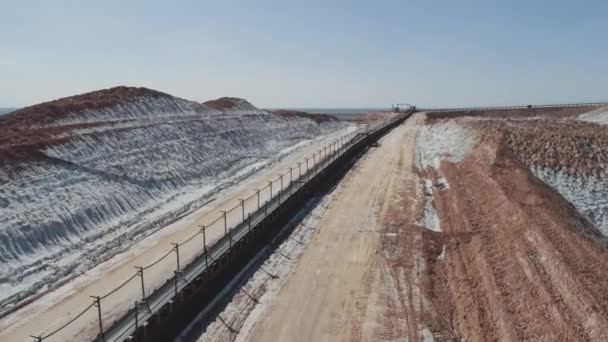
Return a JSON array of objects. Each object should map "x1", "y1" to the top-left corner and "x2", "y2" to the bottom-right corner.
[{"x1": 0, "y1": 86, "x2": 345, "y2": 315}]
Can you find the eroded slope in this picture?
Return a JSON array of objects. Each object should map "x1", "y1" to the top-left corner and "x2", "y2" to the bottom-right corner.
[{"x1": 0, "y1": 87, "x2": 345, "y2": 314}]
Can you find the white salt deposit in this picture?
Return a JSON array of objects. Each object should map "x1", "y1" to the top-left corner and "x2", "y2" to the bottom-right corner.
[
  {"x1": 417, "y1": 179, "x2": 441, "y2": 232},
  {"x1": 529, "y1": 165, "x2": 608, "y2": 237},
  {"x1": 578, "y1": 107, "x2": 608, "y2": 125},
  {"x1": 415, "y1": 120, "x2": 479, "y2": 170},
  {"x1": 414, "y1": 119, "x2": 478, "y2": 232}
]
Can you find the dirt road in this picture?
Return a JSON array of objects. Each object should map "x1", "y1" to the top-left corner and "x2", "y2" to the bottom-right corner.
[{"x1": 246, "y1": 115, "x2": 435, "y2": 341}]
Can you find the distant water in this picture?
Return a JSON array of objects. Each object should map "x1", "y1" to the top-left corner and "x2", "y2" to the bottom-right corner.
[
  {"x1": 0, "y1": 108, "x2": 16, "y2": 115},
  {"x1": 278, "y1": 108, "x2": 388, "y2": 120}
]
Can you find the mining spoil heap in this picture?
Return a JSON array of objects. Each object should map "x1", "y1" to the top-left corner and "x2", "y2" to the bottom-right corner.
[
  {"x1": 0, "y1": 85, "x2": 348, "y2": 339},
  {"x1": 195, "y1": 105, "x2": 608, "y2": 342}
]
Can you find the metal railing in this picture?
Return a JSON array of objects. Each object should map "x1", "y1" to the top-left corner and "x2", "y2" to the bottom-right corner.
[
  {"x1": 27, "y1": 112, "x2": 411, "y2": 342},
  {"x1": 417, "y1": 101, "x2": 608, "y2": 112}
]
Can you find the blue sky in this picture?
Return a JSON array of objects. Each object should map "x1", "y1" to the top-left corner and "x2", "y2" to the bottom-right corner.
[{"x1": 1, "y1": 0, "x2": 607, "y2": 108}]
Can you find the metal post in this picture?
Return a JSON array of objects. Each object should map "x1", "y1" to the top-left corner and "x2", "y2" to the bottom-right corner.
[
  {"x1": 297, "y1": 162, "x2": 301, "y2": 180},
  {"x1": 305, "y1": 158, "x2": 309, "y2": 181},
  {"x1": 171, "y1": 243, "x2": 180, "y2": 272},
  {"x1": 289, "y1": 167, "x2": 293, "y2": 195},
  {"x1": 278, "y1": 175, "x2": 282, "y2": 203},
  {"x1": 268, "y1": 181, "x2": 273, "y2": 199},
  {"x1": 256, "y1": 189, "x2": 260, "y2": 210},
  {"x1": 221, "y1": 211, "x2": 232, "y2": 249},
  {"x1": 136, "y1": 266, "x2": 146, "y2": 301},
  {"x1": 199, "y1": 225, "x2": 208, "y2": 268},
  {"x1": 248, "y1": 213, "x2": 252, "y2": 232},
  {"x1": 240, "y1": 199, "x2": 245, "y2": 222},
  {"x1": 91, "y1": 296, "x2": 104, "y2": 341},
  {"x1": 221, "y1": 211, "x2": 228, "y2": 236},
  {"x1": 134, "y1": 301, "x2": 139, "y2": 330},
  {"x1": 174, "y1": 271, "x2": 179, "y2": 296}
]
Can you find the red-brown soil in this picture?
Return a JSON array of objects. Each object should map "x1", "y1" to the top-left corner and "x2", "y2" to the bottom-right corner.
[
  {"x1": 271, "y1": 109, "x2": 339, "y2": 124},
  {"x1": 0, "y1": 89, "x2": 277, "y2": 159},
  {"x1": 474, "y1": 119, "x2": 608, "y2": 177},
  {"x1": 0, "y1": 86, "x2": 168, "y2": 152},
  {"x1": 203, "y1": 97, "x2": 247, "y2": 111},
  {"x1": 1, "y1": 86, "x2": 168, "y2": 128},
  {"x1": 427, "y1": 105, "x2": 602, "y2": 120},
  {"x1": 419, "y1": 118, "x2": 608, "y2": 341}
]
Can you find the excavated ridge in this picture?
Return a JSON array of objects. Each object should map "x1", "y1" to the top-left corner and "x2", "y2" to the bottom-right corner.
[{"x1": 0, "y1": 87, "x2": 345, "y2": 314}]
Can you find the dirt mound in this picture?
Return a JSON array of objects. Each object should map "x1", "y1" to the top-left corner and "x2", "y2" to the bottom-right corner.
[
  {"x1": 1, "y1": 86, "x2": 169, "y2": 128},
  {"x1": 0, "y1": 87, "x2": 347, "y2": 323},
  {"x1": 427, "y1": 105, "x2": 602, "y2": 120},
  {"x1": 0, "y1": 86, "x2": 203, "y2": 151},
  {"x1": 0, "y1": 86, "x2": 172, "y2": 150},
  {"x1": 271, "y1": 110, "x2": 339, "y2": 124},
  {"x1": 203, "y1": 97, "x2": 253, "y2": 111}
]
